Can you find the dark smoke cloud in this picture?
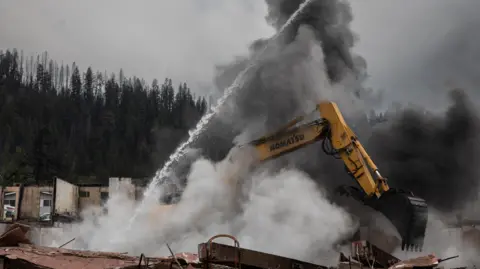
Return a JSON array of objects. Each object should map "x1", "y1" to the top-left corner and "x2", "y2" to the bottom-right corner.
[
  {"x1": 264, "y1": 0, "x2": 359, "y2": 83},
  {"x1": 378, "y1": 1, "x2": 480, "y2": 108},
  {"x1": 211, "y1": 0, "x2": 374, "y2": 136},
  {"x1": 368, "y1": 89, "x2": 480, "y2": 212},
  {"x1": 176, "y1": 0, "x2": 378, "y2": 219},
  {"x1": 365, "y1": 2, "x2": 480, "y2": 213},
  {"x1": 172, "y1": 0, "x2": 371, "y2": 204},
  {"x1": 185, "y1": 0, "x2": 480, "y2": 219}
]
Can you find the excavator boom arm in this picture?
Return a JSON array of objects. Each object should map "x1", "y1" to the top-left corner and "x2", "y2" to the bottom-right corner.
[
  {"x1": 250, "y1": 102, "x2": 386, "y2": 198},
  {"x1": 247, "y1": 101, "x2": 428, "y2": 251},
  {"x1": 250, "y1": 120, "x2": 326, "y2": 161}
]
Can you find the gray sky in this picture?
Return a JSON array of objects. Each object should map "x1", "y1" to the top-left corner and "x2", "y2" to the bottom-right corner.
[
  {"x1": 1, "y1": 0, "x2": 479, "y2": 104},
  {"x1": 350, "y1": 1, "x2": 480, "y2": 108},
  {"x1": 0, "y1": 0, "x2": 273, "y2": 94}
]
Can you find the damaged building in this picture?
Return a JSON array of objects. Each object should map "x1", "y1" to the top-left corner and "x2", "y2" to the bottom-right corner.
[
  {"x1": 0, "y1": 177, "x2": 148, "y2": 224},
  {"x1": 0, "y1": 223, "x2": 467, "y2": 269},
  {"x1": 0, "y1": 177, "x2": 477, "y2": 268}
]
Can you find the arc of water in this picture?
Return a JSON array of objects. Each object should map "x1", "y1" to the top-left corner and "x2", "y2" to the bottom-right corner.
[{"x1": 127, "y1": 0, "x2": 317, "y2": 230}]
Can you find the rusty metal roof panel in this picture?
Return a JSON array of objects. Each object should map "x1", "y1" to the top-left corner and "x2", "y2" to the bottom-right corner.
[
  {"x1": 0, "y1": 222, "x2": 201, "y2": 269},
  {"x1": 0, "y1": 223, "x2": 32, "y2": 247},
  {"x1": 0, "y1": 245, "x2": 143, "y2": 269},
  {"x1": 0, "y1": 244, "x2": 199, "y2": 269},
  {"x1": 388, "y1": 254, "x2": 439, "y2": 269},
  {"x1": 164, "y1": 252, "x2": 200, "y2": 264}
]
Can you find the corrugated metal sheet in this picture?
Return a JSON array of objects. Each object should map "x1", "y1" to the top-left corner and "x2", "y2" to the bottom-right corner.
[
  {"x1": 0, "y1": 223, "x2": 32, "y2": 247},
  {"x1": 0, "y1": 244, "x2": 199, "y2": 269},
  {"x1": 0, "y1": 244, "x2": 153, "y2": 269},
  {"x1": 0, "y1": 222, "x2": 199, "y2": 269},
  {"x1": 167, "y1": 252, "x2": 200, "y2": 265},
  {"x1": 388, "y1": 254, "x2": 439, "y2": 269}
]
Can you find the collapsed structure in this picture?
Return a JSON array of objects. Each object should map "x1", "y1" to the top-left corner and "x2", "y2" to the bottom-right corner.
[
  {"x1": 0, "y1": 177, "x2": 149, "y2": 223},
  {"x1": 0, "y1": 223, "x2": 465, "y2": 269}
]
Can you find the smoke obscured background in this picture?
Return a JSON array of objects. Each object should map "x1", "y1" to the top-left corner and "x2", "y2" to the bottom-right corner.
[
  {"x1": 203, "y1": 0, "x2": 480, "y2": 215},
  {"x1": 350, "y1": 1, "x2": 480, "y2": 109},
  {"x1": 184, "y1": 0, "x2": 480, "y2": 264},
  {"x1": 369, "y1": 89, "x2": 480, "y2": 212},
  {"x1": 38, "y1": 0, "x2": 480, "y2": 266}
]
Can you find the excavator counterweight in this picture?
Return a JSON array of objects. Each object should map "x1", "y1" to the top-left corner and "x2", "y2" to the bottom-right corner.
[{"x1": 248, "y1": 101, "x2": 428, "y2": 251}]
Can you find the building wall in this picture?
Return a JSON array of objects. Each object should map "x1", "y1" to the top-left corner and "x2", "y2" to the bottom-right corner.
[
  {"x1": 19, "y1": 186, "x2": 53, "y2": 219},
  {"x1": 0, "y1": 177, "x2": 145, "y2": 221},
  {"x1": 1, "y1": 186, "x2": 21, "y2": 221},
  {"x1": 78, "y1": 186, "x2": 108, "y2": 211},
  {"x1": 39, "y1": 192, "x2": 52, "y2": 216},
  {"x1": 109, "y1": 177, "x2": 135, "y2": 200},
  {"x1": 55, "y1": 178, "x2": 79, "y2": 216}
]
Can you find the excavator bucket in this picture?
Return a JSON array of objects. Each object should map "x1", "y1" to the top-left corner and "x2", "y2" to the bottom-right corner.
[
  {"x1": 365, "y1": 189, "x2": 428, "y2": 251},
  {"x1": 338, "y1": 186, "x2": 428, "y2": 251}
]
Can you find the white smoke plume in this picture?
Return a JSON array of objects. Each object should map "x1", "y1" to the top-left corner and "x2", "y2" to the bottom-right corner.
[
  {"x1": 38, "y1": 1, "x2": 363, "y2": 264},
  {"x1": 391, "y1": 211, "x2": 480, "y2": 267},
  {"x1": 44, "y1": 147, "x2": 356, "y2": 266}
]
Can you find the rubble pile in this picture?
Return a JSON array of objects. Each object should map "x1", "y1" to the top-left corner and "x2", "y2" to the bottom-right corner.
[
  {"x1": 0, "y1": 223, "x2": 466, "y2": 269},
  {"x1": 0, "y1": 223, "x2": 198, "y2": 269}
]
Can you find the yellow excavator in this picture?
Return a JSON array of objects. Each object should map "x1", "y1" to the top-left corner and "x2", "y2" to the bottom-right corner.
[
  {"x1": 152, "y1": 101, "x2": 428, "y2": 251},
  {"x1": 244, "y1": 101, "x2": 428, "y2": 251}
]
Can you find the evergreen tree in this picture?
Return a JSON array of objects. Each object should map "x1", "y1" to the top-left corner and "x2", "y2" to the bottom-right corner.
[{"x1": 0, "y1": 49, "x2": 208, "y2": 185}]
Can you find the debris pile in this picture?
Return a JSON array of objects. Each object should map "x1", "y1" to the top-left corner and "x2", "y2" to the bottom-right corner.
[
  {"x1": 0, "y1": 223, "x2": 466, "y2": 269},
  {"x1": 0, "y1": 223, "x2": 32, "y2": 247},
  {"x1": 0, "y1": 223, "x2": 199, "y2": 269},
  {"x1": 0, "y1": 245, "x2": 167, "y2": 269}
]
